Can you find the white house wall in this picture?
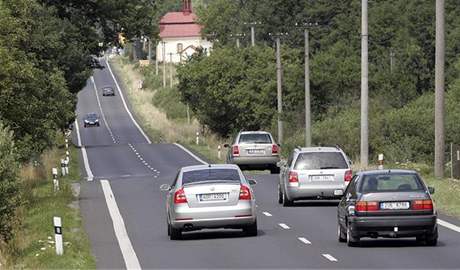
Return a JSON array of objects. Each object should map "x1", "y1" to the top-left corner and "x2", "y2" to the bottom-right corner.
[{"x1": 156, "y1": 37, "x2": 212, "y2": 63}]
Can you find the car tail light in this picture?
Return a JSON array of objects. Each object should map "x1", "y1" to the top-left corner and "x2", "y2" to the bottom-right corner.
[
  {"x1": 232, "y1": 145, "x2": 240, "y2": 156},
  {"x1": 239, "y1": 184, "x2": 252, "y2": 200},
  {"x1": 355, "y1": 201, "x2": 379, "y2": 212},
  {"x1": 272, "y1": 144, "x2": 279, "y2": 155},
  {"x1": 412, "y1": 199, "x2": 433, "y2": 210},
  {"x1": 344, "y1": 169, "x2": 353, "y2": 182},
  {"x1": 174, "y1": 188, "x2": 187, "y2": 204},
  {"x1": 288, "y1": 171, "x2": 299, "y2": 186}
]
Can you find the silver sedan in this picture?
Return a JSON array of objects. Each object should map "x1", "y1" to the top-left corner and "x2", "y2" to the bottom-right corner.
[{"x1": 161, "y1": 164, "x2": 257, "y2": 240}]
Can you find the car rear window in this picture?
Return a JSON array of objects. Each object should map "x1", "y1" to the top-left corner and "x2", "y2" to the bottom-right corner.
[
  {"x1": 359, "y1": 174, "x2": 424, "y2": 193},
  {"x1": 294, "y1": 152, "x2": 348, "y2": 170},
  {"x1": 182, "y1": 169, "x2": 241, "y2": 185},
  {"x1": 238, "y1": 133, "x2": 272, "y2": 144}
]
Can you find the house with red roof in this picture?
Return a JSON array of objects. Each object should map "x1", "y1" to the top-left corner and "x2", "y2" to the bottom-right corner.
[{"x1": 156, "y1": 0, "x2": 212, "y2": 63}]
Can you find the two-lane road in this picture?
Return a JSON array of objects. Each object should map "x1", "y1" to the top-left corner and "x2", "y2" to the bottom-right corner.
[{"x1": 74, "y1": 57, "x2": 460, "y2": 269}]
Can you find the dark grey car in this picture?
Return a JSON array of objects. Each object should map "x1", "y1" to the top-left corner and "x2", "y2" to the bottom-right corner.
[
  {"x1": 83, "y1": 112, "x2": 100, "y2": 127},
  {"x1": 337, "y1": 170, "x2": 438, "y2": 247},
  {"x1": 102, "y1": 86, "x2": 115, "y2": 96}
]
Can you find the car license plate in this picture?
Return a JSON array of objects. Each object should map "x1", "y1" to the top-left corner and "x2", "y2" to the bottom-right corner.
[
  {"x1": 247, "y1": 149, "x2": 265, "y2": 155},
  {"x1": 380, "y1": 202, "x2": 410, "y2": 210},
  {"x1": 200, "y1": 193, "x2": 227, "y2": 201},
  {"x1": 311, "y1": 175, "x2": 334, "y2": 181}
]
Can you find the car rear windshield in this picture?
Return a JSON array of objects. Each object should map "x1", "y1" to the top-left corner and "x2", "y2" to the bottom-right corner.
[
  {"x1": 358, "y1": 173, "x2": 424, "y2": 193},
  {"x1": 182, "y1": 169, "x2": 241, "y2": 185},
  {"x1": 239, "y1": 133, "x2": 272, "y2": 144},
  {"x1": 294, "y1": 152, "x2": 348, "y2": 170}
]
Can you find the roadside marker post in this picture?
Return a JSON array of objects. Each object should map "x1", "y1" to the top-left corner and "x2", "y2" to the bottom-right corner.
[
  {"x1": 66, "y1": 151, "x2": 70, "y2": 161},
  {"x1": 196, "y1": 132, "x2": 200, "y2": 145},
  {"x1": 218, "y1": 145, "x2": 221, "y2": 160},
  {"x1": 378, "y1": 154, "x2": 384, "y2": 170},
  {"x1": 52, "y1": 167, "x2": 59, "y2": 192},
  {"x1": 61, "y1": 159, "x2": 66, "y2": 176},
  {"x1": 53, "y1": 217, "x2": 63, "y2": 255},
  {"x1": 65, "y1": 139, "x2": 69, "y2": 150},
  {"x1": 64, "y1": 158, "x2": 69, "y2": 175}
]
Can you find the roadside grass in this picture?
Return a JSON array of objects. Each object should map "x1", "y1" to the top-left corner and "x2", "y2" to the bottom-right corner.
[
  {"x1": 4, "y1": 136, "x2": 95, "y2": 268},
  {"x1": 110, "y1": 56, "x2": 460, "y2": 220}
]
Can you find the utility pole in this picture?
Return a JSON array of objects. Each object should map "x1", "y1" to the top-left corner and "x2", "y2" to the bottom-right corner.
[
  {"x1": 162, "y1": 41, "x2": 166, "y2": 88},
  {"x1": 390, "y1": 48, "x2": 395, "y2": 73},
  {"x1": 169, "y1": 53, "x2": 173, "y2": 88},
  {"x1": 148, "y1": 38, "x2": 152, "y2": 65},
  {"x1": 360, "y1": 0, "x2": 369, "y2": 167},
  {"x1": 244, "y1": 22, "x2": 260, "y2": 47},
  {"x1": 304, "y1": 29, "x2": 311, "y2": 147},
  {"x1": 276, "y1": 36, "x2": 283, "y2": 145},
  {"x1": 435, "y1": 0, "x2": 445, "y2": 178},
  {"x1": 236, "y1": 38, "x2": 240, "y2": 48}
]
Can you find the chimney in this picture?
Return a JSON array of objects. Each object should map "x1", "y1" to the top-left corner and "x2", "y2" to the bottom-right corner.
[{"x1": 183, "y1": 0, "x2": 192, "y2": 14}]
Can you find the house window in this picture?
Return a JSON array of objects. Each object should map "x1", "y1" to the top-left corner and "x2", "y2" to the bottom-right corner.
[{"x1": 177, "y1": 43, "x2": 183, "y2": 53}]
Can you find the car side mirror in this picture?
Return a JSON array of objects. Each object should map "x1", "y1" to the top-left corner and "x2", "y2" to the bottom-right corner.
[
  {"x1": 428, "y1": 186, "x2": 435, "y2": 194},
  {"x1": 248, "y1": 179, "x2": 257, "y2": 185},
  {"x1": 160, "y1": 184, "x2": 171, "y2": 191},
  {"x1": 277, "y1": 143, "x2": 281, "y2": 147},
  {"x1": 223, "y1": 143, "x2": 229, "y2": 148}
]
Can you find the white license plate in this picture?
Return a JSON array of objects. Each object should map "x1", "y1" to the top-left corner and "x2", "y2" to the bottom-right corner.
[
  {"x1": 200, "y1": 193, "x2": 227, "y2": 201},
  {"x1": 247, "y1": 149, "x2": 265, "y2": 155},
  {"x1": 311, "y1": 175, "x2": 334, "y2": 181},
  {"x1": 380, "y1": 202, "x2": 410, "y2": 210}
]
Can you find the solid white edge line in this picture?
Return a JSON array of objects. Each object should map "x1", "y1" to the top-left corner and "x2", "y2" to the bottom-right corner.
[
  {"x1": 322, "y1": 254, "x2": 338, "y2": 262},
  {"x1": 100, "y1": 180, "x2": 141, "y2": 270},
  {"x1": 278, "y1": 223, "x2": 290, "y2": 229},
  {"x1": 173, "y1": 143, "x2": 208, "y2": 165},
  {"x1": 262, "y1": 212, "x2": 272, "y2": 217},
  {"x1": 298, "y1": 237, "x2": 311, "y2": 245},
  {"x1": 438, "y1": 219, "x2": 460, "y2": 233},
  {"x1": 91, "y1": 76, "x2": 117, "y2": 143},
  {"x1": 104, "y1": 58, "x2": 151, "y2": 144},
  {"x1": 81, "y1": 146, "x2": 94, "y2": 181},
  {"x1": 75, "y1": 119, "x2": 82, "y2": 147}
]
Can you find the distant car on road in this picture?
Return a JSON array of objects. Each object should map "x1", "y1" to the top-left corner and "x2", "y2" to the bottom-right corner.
[
  {"x1": 83, "y1": 112, "x2": 100, "y2": 127},
  {"x1": 278, "y1": 146, "x2": 352, "y2": 206},
  {"x1": 161, "y1": 164, "x2": 258, "y2": 240},
  {"x1": 102, "y1": 86, "x2": 115, "y2": 96},
  {"x1": 225, "y1": 131, "x2": 281, "y2": 174},
  {"x1": 337, "y1": 169, "x2": 438, "y2": 247}
]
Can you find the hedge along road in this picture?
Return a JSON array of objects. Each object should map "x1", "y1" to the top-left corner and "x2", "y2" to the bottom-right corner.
[{"x1": 73, "y1": 56, "x2": 460, "y2": 269}]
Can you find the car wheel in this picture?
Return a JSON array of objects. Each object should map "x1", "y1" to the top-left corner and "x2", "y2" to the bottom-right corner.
[
  {"x1": 243, "y1": 220, "x2": 258, "y2": 237},
  {"x1": 96, "y1": 123, "x2": 100, "y2": 127},
  {"x1": 278, "y1": 184, "x2": 283, "y2": 204},
  {"x1": 270, "y1": 166, "x2": 280, "y2": 174},
  {"x1": 425, "y1": 227, "x2": 438, "y2": 246},
  {"x1": 169, "y1": 224, "x2": 182, "y2": 240},
  {"x1": 346, "y1": 225, "x2": 359, "y2": 247},
  {"x1": 282, "y1": 190, "x2": 294, "y2": 207},
  {"x1": 84, "y1": 124, "x2": 87, "y2": 128},
  {"x1": 338, "y1": 223, "x2": 346, "y2": 243},
  {"x1": 167, "y1": 220, "x2": 171, "y2": 236}
]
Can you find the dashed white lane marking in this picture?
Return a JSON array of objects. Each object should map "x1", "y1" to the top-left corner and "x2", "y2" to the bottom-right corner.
[
  {"x1": 278, "y1": 223, "x2": 290, "y2": 230},
  {"x1": 297, "y1": 237, "x2": 312, "y2": 245},
  {"x1": 91, "y1": 76, "x2": 117, "y2": 143},
  {"x1": 105, "y1": 58, "x2": 151, "y2": 144},
  {"x1": 322, "y1": 254, "x2": 338, "y2": 262},
  {"x1": 438, "y1": 219, "x2": 460, "y2": 233},
  {"x1": 173, "y1": 143, "x2": 208, "y2": 165},
  {"x1": 100, "y1": 180, "x2": 141, "y2": 269},
  {"x1": 262, "y1": 212, "x2": 272, "y2": 217}
]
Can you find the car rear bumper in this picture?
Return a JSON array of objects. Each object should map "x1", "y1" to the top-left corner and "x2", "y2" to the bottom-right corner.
[
  {"x1": 348, "y1": 214, "x2": 437, "y2": 238},
  {"x1": 286, "y1": 185, "x2": 345, "y2": 200},
  {"x1": 231, "y1": 156, "x2": 280, "y2": 166},
  {"x1": 171, "y1": 216, "x2": 256, "y2": 230}
]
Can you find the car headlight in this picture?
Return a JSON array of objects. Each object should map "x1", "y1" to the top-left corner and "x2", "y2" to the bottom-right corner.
[
  {"x1": 95, "y1": 119, "x2": 99, "y2": 122},
  {"x1": 84, "y1": 120, "x2": 89, "y2": 123}
]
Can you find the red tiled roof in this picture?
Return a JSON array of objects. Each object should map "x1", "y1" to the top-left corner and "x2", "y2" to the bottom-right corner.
[{"x1": 159, "y1": 11, "x2": 202, "y2": 38}]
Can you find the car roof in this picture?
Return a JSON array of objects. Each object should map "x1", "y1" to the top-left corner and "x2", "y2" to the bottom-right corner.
[
  {"x1": 102, "y1": 86, "x2": 113, "y2": 89},
  {"x1": 86, "y1": 112, "x2": 98, "y2": 116},
  {"x1": 357, "y1": 169, "x2": 418, "y2": 176},
  {"x1": 239, "y1": 131, "x2": 271, "y2": 135},
  {"x1": 181, "y1": 164, "x2": 241, "y2": 172},
  {"x1": 296, "y1": 146, "x2": 341, "y2": 153}
]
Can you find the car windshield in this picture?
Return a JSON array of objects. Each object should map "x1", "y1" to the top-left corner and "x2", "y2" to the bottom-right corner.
[
  {"x1": 182, "y1": 168, "x2": 241, "y2": 185},
  {"x1": 359, "y1": 173, "x2": 424, "y2": 193},
  {"x1": 103, "y1": 87, "x2": 113, "y2": 91},
  {"x1": 294, "y1": 152, "x2": 348, "y2": 170},
  {"x1": 239, "y1": 133, "x2": 272, "y2": 144},
  {"x1": 86, "y1": 113, "x2": 98, "y2": 119}
]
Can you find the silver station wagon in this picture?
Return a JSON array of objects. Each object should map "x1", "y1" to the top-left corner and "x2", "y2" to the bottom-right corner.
[
  {"x1": 161, "y1": 164, "x2": 257, "y2": 240},
  {"x1": 225, "y1": 131, "x2": 281, "y2": 174},
  {"x1": 279, "y1": 146, "x2": 352, "y2": 206}
]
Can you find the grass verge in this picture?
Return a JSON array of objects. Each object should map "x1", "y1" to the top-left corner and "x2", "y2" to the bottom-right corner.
[
  {"x1": 3, "y1": 135, "x2": 95, "y2": 268},
  {"x1": 110, "y1": 56, "x2": 460, "y2": 220}
]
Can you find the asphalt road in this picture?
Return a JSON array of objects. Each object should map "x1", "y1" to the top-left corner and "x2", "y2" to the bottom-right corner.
[{"x1": 74, "y1": 57, "x2": 460, "y2": 269}]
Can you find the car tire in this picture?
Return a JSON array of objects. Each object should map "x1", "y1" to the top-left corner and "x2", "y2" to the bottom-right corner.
[
  {"x1": 270, "y1": 166, "x2": 280, "y2": 174},
  {"x1": 169, "y1": 224, "x2": 182, "y2": 240},
  {"x1": 425, "y1": 227, "x2": 438, "y2": 246},
  {"x1": 278, "y1": 184, "x2": 283, "y2": 204},
  {"x1": 346, "y1": 225, "x2": 359, "y2": 247},
  {"x1": 243, "y1": 220, "x2": 258, "y2": 237},
  {"x1": 96, "y1": 123, "x2": 100, "y2": 127},
  {"x1": 338, "y1": 223, "x2": 346, "y2": 243},
  {"x1": 167, "y1": 220, "x2": 171, "y2": 236},
  {"x1": 282, "y1": 190, "x2": 294, "y2": 207}
]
